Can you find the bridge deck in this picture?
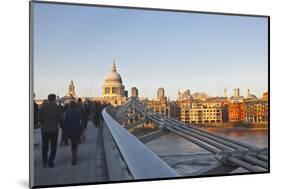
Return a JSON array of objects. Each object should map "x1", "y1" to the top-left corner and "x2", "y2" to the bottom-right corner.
[{"x1": 33, "y1": 125, "x2": 109, "y2": 186}]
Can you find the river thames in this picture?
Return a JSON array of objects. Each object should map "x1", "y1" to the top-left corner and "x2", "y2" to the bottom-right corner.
[{"x1": 145, "y1": 128, "x2": 268, "y2": 176}]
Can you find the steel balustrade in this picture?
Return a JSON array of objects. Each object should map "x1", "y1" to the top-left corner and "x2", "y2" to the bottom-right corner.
[
  {"x1": 102, "y1": 107, "x2": 179, "y2": 180},
  {"x1": 101, "y1": 97, "x2": 268, "y2": 177},
  {"x1": 124, "y1": 97, "x2": 268, "y2": 173}
]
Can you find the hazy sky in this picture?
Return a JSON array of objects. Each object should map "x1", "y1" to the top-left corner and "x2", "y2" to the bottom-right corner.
[{"x1": 33, "y1": 2, "x2": 268, "y2": 100}]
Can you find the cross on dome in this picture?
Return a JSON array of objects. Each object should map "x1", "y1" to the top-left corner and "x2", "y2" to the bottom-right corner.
[
  {"x1": 70, "y1": 79, "x2": 74, "y2": 85},
  {"x1": 112, "y1": 59, "x2": 116, "y2": 72}
]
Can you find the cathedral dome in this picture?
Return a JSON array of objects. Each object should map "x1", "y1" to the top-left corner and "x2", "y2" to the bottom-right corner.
[
  {"x1": 102, "y1": 60, "x2": 126, "y2": 102},
  {"x1": 105, "y1": 62, "x2": 122, "y2": 83}
]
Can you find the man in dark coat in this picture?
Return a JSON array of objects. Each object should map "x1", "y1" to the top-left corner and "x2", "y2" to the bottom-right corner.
[
  {"x1": 65, "y1": 100, "x2": 83, "y2": 165},
  {"x1": 60, "y1": 103, "x2": 69, "y2": 146},
  {"x1": 33, "y1": 93, "x2": 39, "y2": 129},
  {"x1": 34, "y1": 102, "x2": 39, "y2": 129},
  {"x1": 94, "y1": 101, "x2": 101, "y2": 127},
  {"x1": 77, "y1": 98, "x2": 87, "y2": 142},
  {"x1": 39, "y1": 94, "x2": 63, "y2": 168}
]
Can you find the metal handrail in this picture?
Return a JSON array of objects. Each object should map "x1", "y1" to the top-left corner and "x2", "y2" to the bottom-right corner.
[
  {"x1": 102, "y1": 107, "x2": 179, "y2": 179},
  {"x1": 130, "y1": 98, "x2": 268, "y2": 172}
]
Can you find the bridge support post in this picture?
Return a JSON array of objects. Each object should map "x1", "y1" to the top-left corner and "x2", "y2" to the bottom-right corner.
[
  {"x1": 125, "y1": 118, "x2": 147, "y2": 130},
  {"x1": 190, "y1": 162, "x2": 239, "y2": 176},
  {"x1": 138, "y1": 129, "x2": 169, "y2": 143},
  {"x1": 115, "y1": 100, "x2": 133, "y2": 120},
  {"x1": 122, "y1": 113, "x2": 140, "y2": 122}
]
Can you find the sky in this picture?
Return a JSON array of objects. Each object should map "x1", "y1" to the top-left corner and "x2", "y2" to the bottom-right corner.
[{"x1": 33, "y1": 2, "x2": 268, "y2": 100}]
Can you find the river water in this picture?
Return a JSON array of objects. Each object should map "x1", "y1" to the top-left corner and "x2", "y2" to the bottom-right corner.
[{"x1": 145, "y1": 128, "x2": 268, "y2": 176}]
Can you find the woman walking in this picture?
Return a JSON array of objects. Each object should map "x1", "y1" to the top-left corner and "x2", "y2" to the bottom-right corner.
[
  {"x1": 94, "y1": 101, "x2": 101, "y2": 127},
  {"x1": 65, "y1": 100, "x2": 83, "y2": 165}
]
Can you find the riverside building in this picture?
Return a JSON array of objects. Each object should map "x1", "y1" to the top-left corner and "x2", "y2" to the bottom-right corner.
[
  {"x1": 179, "y1": 101, "x2": 223, "y2": 124},
  {"x1": 243, "y1": 99, "x2": 268, "y2": 123}
]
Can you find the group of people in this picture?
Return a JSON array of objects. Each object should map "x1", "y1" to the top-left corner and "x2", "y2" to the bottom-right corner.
[{"x1": 34, "y1": 94, "x2": 108, "y2": 168}]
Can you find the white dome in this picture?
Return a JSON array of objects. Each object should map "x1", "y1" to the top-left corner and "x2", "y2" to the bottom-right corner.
[
  {"x1": 105, "y1": 71, "x2": 122, "y2": 83},
  {"x1": 105, "y1": 62, "x2": 122, "y2": 83},
  {"x1": 247, "y1": 89, "x2": 257, "y2": 99},
  {"x1": 247, "y1": 94, "x2": 257, "y2": 99},
  {"x1": 102, "y1": 60, "x2": 126, "y2": 102}
]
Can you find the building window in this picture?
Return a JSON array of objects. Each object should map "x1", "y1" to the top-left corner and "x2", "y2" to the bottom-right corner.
[
  {"x1": 105, "y1": 87, "x2": 110, "y2": 94},
  {"x1": 112, "y1": 87, "x2": 119, "y2": 94}
]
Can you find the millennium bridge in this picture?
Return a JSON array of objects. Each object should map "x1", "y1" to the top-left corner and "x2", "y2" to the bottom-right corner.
[{"x1": 32, "y1": 97, "x2": 268, "y2": 187}]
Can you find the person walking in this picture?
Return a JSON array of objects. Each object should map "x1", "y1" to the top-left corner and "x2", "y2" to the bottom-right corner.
[
  {"x1": 77, "y1": 98, "x2": 86, "y2": 143},
  {"x1": 34, "y1": 101, "x2": 39, "y2": 129},
  {"x1": 60, "y1": 103, "x2": 69, "y2": 146},
  {"x1": 89, "y1": 101, "x2": 96, "y2": 127},
  {"x1": 84, "y1": 99, "x2": 91, "y2": 129},
  {"x1": 94, "y1": 101, "x2": 101, "y2": 127},
  {"x1": 34, "y1": 94, "x2": 40, "y2": 146},
  {"x1": 34, "y1": 93, "x2": 39, "y2": 129},
  {"x1": 99, "y1": 102, "x2": 107, "y2": 125},
  {"x1": 39, "y1": 94, "x2": 63, "y2": 168},
  {"x1": 65, "y1": 100, "x2": 83, "y2": 166}
]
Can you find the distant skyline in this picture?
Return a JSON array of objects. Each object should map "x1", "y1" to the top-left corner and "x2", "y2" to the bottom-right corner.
[{"x1": 33, "y1": 2, "x2": 268, "y2": 100}]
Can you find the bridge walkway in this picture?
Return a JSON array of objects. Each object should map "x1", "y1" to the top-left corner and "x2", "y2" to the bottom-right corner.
[{"x1": 33, "y1": 124, "x2": 109, "y2": 186}]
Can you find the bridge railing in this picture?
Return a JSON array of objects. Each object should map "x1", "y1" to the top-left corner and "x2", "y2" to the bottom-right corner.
[
  {"x1": 129, "y1": 98, "x2": 268, "y2": 173},
  {"x1": 102, "y1": 107, "x2": 179, "y2": 180}
]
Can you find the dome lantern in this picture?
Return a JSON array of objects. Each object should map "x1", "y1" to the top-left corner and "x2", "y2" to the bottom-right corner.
[
  {"x1": 105, "y1": 59, "x2": 122, "y2": 83},
  {"x1": 112, "y1": 59, "x2": 116, "y2": 72}
]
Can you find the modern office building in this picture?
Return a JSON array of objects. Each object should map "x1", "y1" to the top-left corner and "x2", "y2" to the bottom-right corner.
[
  {"x1": 157, "y1": 88, "x2": 165, "y2": 100},
  {"x1": 177, "y1": 89, "x2": 192, "y2": 100},
  {"x1": 147, "y1": 98, "x2": 179, "y2": 119},
  {"x1": 233, "y1": 88, "x2": 240, "y2": 98},
  {"x1": 131, "y1": 87, "x2": 139, "y2": 97}
]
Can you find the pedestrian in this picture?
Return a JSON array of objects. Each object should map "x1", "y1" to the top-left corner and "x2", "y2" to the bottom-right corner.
[
  {"x1": 99, "y1": 102, "x2": 106, "y2": 127},
  {"x1": 77, "y1": 98, "x2": 86, "y2": 143},
  {"x1": 39, "y1": 94, "x2": 63, "y2": 168},
  {"x1": 34, "y1": 101, "x2": 39, "y2": 129},
  {"x1": 89, "y1": 101, "x2": 96, "y2": 127},
  {"x1": 33, "y1": 94, "x2": 39, "y2": 130},
  {"x1": 60, "y1": 103, "x2": 69, "y2": 146},
  {"x1": 34, "y1": 94, "x2": 40, "y2": 146},
  {"x1": 84, "y1": 99, "x2": 90, "y2": 129},
  {"x1": 65, "y1": 100, "x2": 83, "y2": 166},
  {"x1": 94, "y1": 101, "x2": 101, "y2": 127}
]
